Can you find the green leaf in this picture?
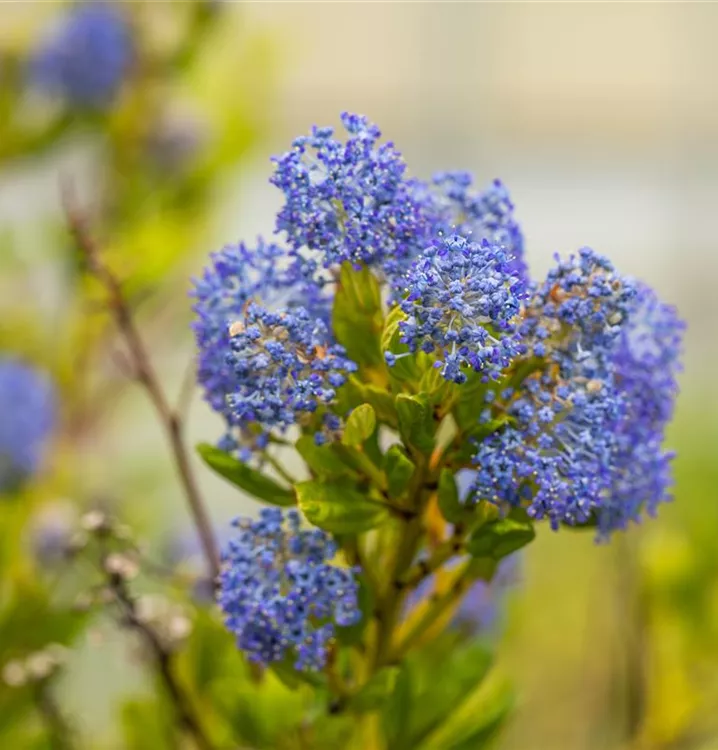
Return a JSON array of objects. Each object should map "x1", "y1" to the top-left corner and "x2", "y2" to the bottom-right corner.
[
  {"x1": 121, "y1": 699, "x2": 175, "y2": 750},
  {"x1": 347, "y1": 377, "x2": 398, "y2": 426},
  {"x1": 466, "y1": 517, "x2": 535, "y2": 561},
  {"x1": 342, "y1": 404, "x2": 377, "y2": 447},
  {"x1": 295, "y1": 436, "x2": 358, "y2": 480},
  {"x1": 383, "y1": 661, "x2": 414, "y2": 749},
  {"x1": 196, "y1": 443, "x2": 295, "y2": 506},
  {"x1": 350, "y1": 667, "x2": 400, "y2": 713},
  {"x1": 384, "y1": 445, "x2": 416, "y2": 500},
  {"x1": 437, "y1": 469, "x2": 464, "y2": 524},
  {"x1": 382, "y1": 305, "x2": 423, "y2": 384},
  {"x1": 296, "y1": 481, "x2": 390, "y2": 534},
  {"x1": 408, "y1": 641, "x2": 494, "y2": 745},
  {"x1": 270, "y1": 656, "x2": 327, "y2": 691},
  {"x1": 333, "y1": 262, "x2": 384, "y2": 367},
  {"x1": 396, "y1": 394, "x2": 435, "y2": 453}
]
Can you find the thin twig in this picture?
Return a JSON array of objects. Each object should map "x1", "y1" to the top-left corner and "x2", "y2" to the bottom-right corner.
[
  {"x1": 34, "y1": 682, "x2": 76, "y2": 750},
  {"x1": 62, "y1": 181, "x2": 220, "y2": 583},
  {"x1": 109, "y1": 575, "x2": 215, "y2": 750}
]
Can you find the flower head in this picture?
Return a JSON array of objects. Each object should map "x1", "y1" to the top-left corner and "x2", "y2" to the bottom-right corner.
[
  {"x1": 0, "y1": 359, "x2": 56, "y2": 491},
  {"x1": 469, "y1": 249, "x2": 684, "y2": 536},
  {"x1": 225, "y1": 303, "x2": 356, "y2": 442},
  {"x1": 191, "y1": 239, "x2": 291, "y2": 419},
  {"x1": 431, "y1": 172, "x2": 527, "y2": 280},
  {"x1": 29, "y1": 3, "x2": 132, "y2": 109},
  {"x1": 271, "y1": 112, "x2": 431, "y2": 275},
  {"x1": 389, "y1": 233, "x2": 526, "y2": 383},
  {"x1": 218, "y1": 508, "x2": 361, "y2": 671}
]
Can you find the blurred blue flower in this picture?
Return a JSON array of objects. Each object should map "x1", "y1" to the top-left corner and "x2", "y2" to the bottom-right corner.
[
  {"x1": 29, "y1": 3, "x2": 133, "y2": 109},
  {"x1": 0, "y1": 358, "x2": 56, "y2": 491},
  {"x1": 218, "y1": 508, "x2": 361, "y2": 671}
]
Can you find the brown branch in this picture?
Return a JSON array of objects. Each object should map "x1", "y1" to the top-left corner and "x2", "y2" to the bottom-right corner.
[
  {"x1": 34, "y1": 682, "x2": 76, "y2": 750},
  {"x1": 110, "y1": 575, "x2": 215, "y2": 750},
  {"x1": 62, "y1": 181, "x2": 220, "y2": 583}
]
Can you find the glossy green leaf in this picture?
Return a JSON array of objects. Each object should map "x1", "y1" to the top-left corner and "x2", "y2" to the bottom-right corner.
[
  {"x1": 437, "y1": 469, "x2": 464, "y2": 524},
  {"x1": 396, "y1": 393, "x2": 435, "y2": 453},
  {"x1": 295, "y1": 436, "x2": 358, "y2": 480},
  {"x1": 382, "y1": 305, "x2": 423, "y2": 383},
  {"x1": 385, "y1": 445, "x2": 416, "y2": 499},
  {"x1": 347, "y1": 377, "x2": 398, "y2": 426},
  {"x1": 196, "y1": 443, "x2": 295, "y2": 506},
  {"x1": 342, "y1": 403, "x2": 377, "y2": 447},
  {"x1": 296, "y1": 481, "x2": 390, "y2": 534},
  {"x1": 466, "y1": 517, "x2": 535, "y2": 561},
  {"x1": 333, "y1": 262, "x2": 384, "y2": 367}
]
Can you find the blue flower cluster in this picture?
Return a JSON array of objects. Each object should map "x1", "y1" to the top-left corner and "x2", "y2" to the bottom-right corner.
[
  {"x1": 470, "y1": 249, "x2": 683, "y2": 536},
  {"x1": 191, "y1": 240, "x2": 291, "y2": 418},
  {"x1": 225, "y1": 302, "x2": 356, "y2": 441},
  {"x1": 29, "y1": 3, "x2": 133, "y2": 109},
  {"x1": 431, "y1": 172, "x2": 526, "y2": 280},
  {"x1": 193, "y1": 113, "x2": 683, "y2": 538},
  {"x1": 0, "y1": 358, "x2": 56, "y2": 491},
  {"x1": 217, "y1": 509, "x2": 360, "y2": 671},
  {"x1": 389, "y1": 233, "x2": 526, "y2": 383},
  {"x1": 271, "y1": 112, "x2": 430, "y2": 275}
]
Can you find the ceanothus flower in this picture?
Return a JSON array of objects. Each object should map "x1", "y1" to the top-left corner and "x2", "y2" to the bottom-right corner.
[
  {"x1": 469, "y1": 248, "x2": 683, "y2": 536},
  {"x1": 225, "y1": 302, "x2": 356, "y2": 442},
  {"x1": 0, "y1": 359, "x2": 56, "y2": 491},
  {"x1": 431, "y1": 172, "x2": 527, "y2": 280},
  {"x1": 218, "y1": 508, "x2": 361, "y2": 671},
  {"x1": 600, "y1": 284, "x2": 684, "y2": 531},
  {"x1": 271, "y1": 112, "x2": 432, "y2": 275},
  {"x1": 387, "y1": 233, "x2": 526, "y2": 383},
  {"x1": 29, "y1": 3, "x2": 133, "y2": 109},
  {"x1": 191, "y1": 239, "x2": 291, "y2": 420}
]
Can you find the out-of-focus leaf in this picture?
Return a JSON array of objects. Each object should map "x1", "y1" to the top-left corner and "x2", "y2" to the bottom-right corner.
[
  {"x1": 396, "y1": 394, "x2": 435, "y2": 453},
  {"x1": 384, "y1": 446, "x2": 415, "y2": 500},
  {"x1": 196, "y1": 443, "x2": 295, "y2": 506},
  {"x1": 437, "y1": 469, "x2": 463, "y2": 524},
  {"x1": 350, "y1": 667, "x2": 400, "y2": 713},
  {"x1": 342, "y1": 404, "x2": 377, "y2": 447},
  {"x1": 466, "y1": 517, "x2": 535, "y2": 561},
  {"x1": 296, "y1": 481, "x2": 390, "y2": 534},
  {"x1": 382, "y1": 661, "x2": 414, "y2": 749},
  {"x1": 296, "y1": 436, "x2": 358, "y2": 480},
  {"x1": 333, "y1": 263, "x2": 384, "y2": 368},
  {"x1": 121, "y1": 698, "x2": 175, "y2": 750}
]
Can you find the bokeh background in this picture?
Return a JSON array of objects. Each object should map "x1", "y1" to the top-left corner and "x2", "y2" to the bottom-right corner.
[{"x1": 1, "y1": 2, "x2": 717, "y2": 749}]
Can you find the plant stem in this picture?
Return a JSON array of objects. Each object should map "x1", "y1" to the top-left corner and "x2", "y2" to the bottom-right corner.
[
  {"x1": 34, "y1": 682, "x2": 75, "y2": 750},
  {"x1": 63, "y1": 185, "x2": 220, "y2": 583},
  {"x1": 110, "y1": 575, "x2": 215, "y2": 750},
  {"x1": 391, "y1": 559, "x2": 477, "y2": 662},
  {"x1": 371, "y1": 457, "x2": 429, "y2": 670}
]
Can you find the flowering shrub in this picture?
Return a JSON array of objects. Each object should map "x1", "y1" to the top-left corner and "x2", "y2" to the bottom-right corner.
[
  {"x1": 0, "y1": 72, "x2": 685, "y2": 743},
  {"x1": 185, "y1": 112, "x2": 684, "y2": 744}
]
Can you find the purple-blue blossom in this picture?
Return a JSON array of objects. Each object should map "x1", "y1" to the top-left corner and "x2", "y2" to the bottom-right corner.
[
  {"x1": 0, "y1": 358, "x2": 56, "y2": 491},
  {"x1": 217, "y1": 508, "x2": 361, "y2": 671},
  {"x1": 225, "y1": 303, "x2": 356, "y2": 442},
  {"x1": 388, "y1": 233, "x2": 526, "y2": 384},
  {"x1": 469, "y1": 249, "x2": 683, "y2": 536},
  {"x1": 271, "y1": 112, "x2": 433, "y2": 275},
  {"x1": 29, "y1": 3, "x2": 133, "y2": 109}
]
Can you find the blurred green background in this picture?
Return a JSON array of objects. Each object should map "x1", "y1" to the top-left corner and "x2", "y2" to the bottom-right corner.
[{"x1": 1, "y1": 2, "x2": 717, "y2": 749}]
